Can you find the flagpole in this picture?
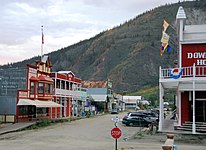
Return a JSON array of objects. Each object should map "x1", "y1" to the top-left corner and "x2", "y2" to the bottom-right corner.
[{"x1": 41, "y1": 25, "x2": 44, "y2": 60}]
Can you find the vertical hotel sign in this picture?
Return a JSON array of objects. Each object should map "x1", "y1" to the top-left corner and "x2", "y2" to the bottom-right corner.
[{"x1": 182, "y1": 44, "x2": 206, "y2": 67}]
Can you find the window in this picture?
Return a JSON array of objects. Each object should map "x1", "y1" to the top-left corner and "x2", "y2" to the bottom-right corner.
[
  {"x1": 50, "y1": 84, "x2": 53, "y2": 94},
  {"x1": 45, "y1": 84, "x2": 50, "y2": 94},
  {"x1": 66, "y1": 82, "x2": 69, "y2": 90},
  {"x1": 56, "y1": 79, "x2": 60, "y2": 89},
  {"x1": 45, "y1": 84, "x2": 53, "y2": 94},
  {"x1": 61, "y1": 80, "x2": 65, "y2": 89},
  {"x1": 30, "y1": 82, "x2": 34, "y2": 94},
  {"x1": 18, "y1": 106, "x2": 28, "y2": 115},
  {"x1": 38, "y1": 83, "x2": 44, "y2": 94}
]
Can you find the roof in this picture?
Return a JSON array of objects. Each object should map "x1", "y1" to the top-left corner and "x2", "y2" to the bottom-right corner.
[
  {"x1": 183, "y1": 25, "x2": 206, "y2": 44},
  {"x1": 176, "y1": 6, "x2": 186, "y2": 20},
  {"x1": 89, "y1": 94, "x2": 108, "y2": 102},
  {"x1": 123, "y1": 96, "x2": 141, "y2": 104},
  {"x1": 82, "y1": 81, "x2": 107, "y2": 88},
  {"x1": 58, "y1": 71, "x2": 75, "y2": 76},
  {"x1": 41, "y1": 55, "x2": 48, "y2": 63},
  {"x1": 17, "y1": 99, "x2": 62, "y2": 107},
  {"x1": 123, "y1": 96, "x2": 141, "y2": 100},
  {"x1": 38, "y1": 75, "x2": 54, "y2": 82}
]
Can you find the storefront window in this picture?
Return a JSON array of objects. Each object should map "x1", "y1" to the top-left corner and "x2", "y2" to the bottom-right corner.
[
  {"x1": 18, "y1": 106, "x2": 28, "y2": 115},
  {"x1": 30, "y1": 82, "x2": 34, "y2": 94}
]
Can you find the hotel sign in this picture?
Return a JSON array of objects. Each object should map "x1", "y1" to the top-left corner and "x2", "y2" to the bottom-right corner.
[
  {"x1": 182, "y1": 44, "x2": 206, "y2": 67},
  {"x1": 187, "y1": 52, "x2": 206, "y2": 65}
]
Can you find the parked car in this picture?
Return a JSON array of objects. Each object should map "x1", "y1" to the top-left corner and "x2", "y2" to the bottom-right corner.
[
  {"x1": 123, "y1": 112, "x2": 146, "y2": 119},
  {"x1": 122, "y1": 116, "x2": 154, "y2": 127},
  {"x1": 143, "y1": 115, "x2": 159, "y2": 122}
]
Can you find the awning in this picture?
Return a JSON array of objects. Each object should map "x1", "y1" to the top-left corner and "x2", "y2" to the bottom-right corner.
[
  {"x1": 17, "y1": 99, "x2": 63, "y2": 107},
  {"x1": 38, "y1": 75, "x2": 54, "y2": 82},
  {"x1": 35, "y1": 100, "x2": 62, "y2": 108},
  {"x1": 17, "y1": 99, "x2": 36, "y2": 106}
]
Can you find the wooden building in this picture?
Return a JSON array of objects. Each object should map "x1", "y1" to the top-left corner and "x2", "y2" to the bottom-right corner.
[
  {"x1": 16, "y1": 56, "x2": 62, "y2": 122},
  {"x1": 159, "y1": 6, "x2": 206, "y2": 134}
]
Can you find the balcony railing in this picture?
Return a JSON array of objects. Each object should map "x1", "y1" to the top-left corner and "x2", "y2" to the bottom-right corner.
[
  {"x1": 54, "y1": 88, "x2": 87, "y2": 100},
  {"x1": 160, "y1": 65, "x2": 206, "y2": 79}
]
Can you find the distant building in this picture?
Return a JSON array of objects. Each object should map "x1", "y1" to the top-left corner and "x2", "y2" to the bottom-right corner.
[
  {"x1": 82, "y1": 80, "x2": 114, "y2": 112},
  {"x1": 123, "y1": 96, "x2": 141, "y2": 110}
]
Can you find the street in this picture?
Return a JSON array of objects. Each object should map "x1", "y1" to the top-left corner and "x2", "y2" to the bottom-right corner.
[{"x1": 0, "y1": 112, "x2": 205, "y2": 150}]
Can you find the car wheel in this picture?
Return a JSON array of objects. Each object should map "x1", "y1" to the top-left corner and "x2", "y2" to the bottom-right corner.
[{"x1": 129, "y1": 123, "x2": 134, "y2": 126}]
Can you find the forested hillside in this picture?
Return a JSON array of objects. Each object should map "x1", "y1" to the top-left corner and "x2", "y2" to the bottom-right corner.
[{"x1": 2, "y1": 1, "x2": 206, "y2": 92}]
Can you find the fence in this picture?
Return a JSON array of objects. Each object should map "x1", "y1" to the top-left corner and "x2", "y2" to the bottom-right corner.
[{"x1": 0, "y1": 114, "x2": 15, "y2": 123}]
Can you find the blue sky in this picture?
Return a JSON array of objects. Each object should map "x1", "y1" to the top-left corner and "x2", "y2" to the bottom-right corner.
[{"x1": 0, "y1": 0, "x2": 186, "y2": 65}]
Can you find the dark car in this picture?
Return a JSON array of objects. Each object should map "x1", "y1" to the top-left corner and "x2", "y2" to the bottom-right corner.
[
  {"x1": 122, "y1": 116, "x2": 153, "y2": 127},
  {"x1": 123, "y1": 112, "x2": 146, "y2": 119}
]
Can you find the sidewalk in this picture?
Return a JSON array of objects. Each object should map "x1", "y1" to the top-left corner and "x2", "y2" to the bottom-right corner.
[{"x1": 0, "y1": 122, "x2": 36, "y2": 135}]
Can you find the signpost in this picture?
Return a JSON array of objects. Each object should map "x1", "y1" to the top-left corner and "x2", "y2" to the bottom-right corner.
[{"x1": 111, "y1": 117, "x2": 122, "y2": 150}]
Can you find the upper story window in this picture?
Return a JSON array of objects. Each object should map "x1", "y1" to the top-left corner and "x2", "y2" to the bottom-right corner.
[
  {"x1": 38, "y1": 82, "x2": 44, "y2": 94},
  {"x1": 56, "y1": 79, "x2": 60, "y2": 89},
  {"x1": 66, "y1": 81, "x2": 69, "y2": 90},
  {"x1": 61, "y1": 80, "x2": 65, "y2": 89},
  {"x1": 70, "y1": 82, "x2": 73, "y2": 90},
  {"x1": 30, "y1": 82, "x2": 34, "y2": 94},
  {"x1": 45, "y1": 83, "x2": 53, "y2": 94}
]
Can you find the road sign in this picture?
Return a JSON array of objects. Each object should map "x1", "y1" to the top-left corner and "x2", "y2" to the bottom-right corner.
[
  {"x1": 111, "y1": 117, "x2": 122, "y2": 122},
  {"x1": 111, "y1": 127, "x2": 122, "y2": 139}
]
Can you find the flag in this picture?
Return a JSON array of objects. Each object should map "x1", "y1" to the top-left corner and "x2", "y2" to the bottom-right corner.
[
  {"x1": 161, "y1": 31, "x2": 170, "y2": 44},
  {"x1": 42, "y1": 32, "x2": 44, "y2": 44},
  {"x1": 160, "y1": 42, "x2": 168, "y2": 56},
  {"x1": 162, "y1": 20, "x2": 169, "y2": 32},
  {"x1": 167, "y1": 45, "x2": 171, "y2": 53},
  {"x1": 160, "y1": 20, "x2": 170, "y2": 56}
]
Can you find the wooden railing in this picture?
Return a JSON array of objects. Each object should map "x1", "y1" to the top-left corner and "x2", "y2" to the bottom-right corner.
[{"x1": 160, "y1": 65, "x2": 206, "y2": 79}]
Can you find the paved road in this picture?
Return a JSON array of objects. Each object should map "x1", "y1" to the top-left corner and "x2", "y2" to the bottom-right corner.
[{"x1": 0, "y1": 113, "x2": 205, "y2": 150}]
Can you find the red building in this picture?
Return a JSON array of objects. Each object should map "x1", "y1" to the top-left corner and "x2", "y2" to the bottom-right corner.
[
  {"x1": 159, "y1": 6, "x2": 206, "y2": 134},
  {"x1": 16, "y1": 56, "x2": 62, "y2": 122},
  {"x1": 51, "y1": 71, "x2": 87, "y2": 118}
]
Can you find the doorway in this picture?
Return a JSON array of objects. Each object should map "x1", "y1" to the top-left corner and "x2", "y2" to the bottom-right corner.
[{"x1": 195, "y1": 101, "x2": 206, "y2": 122}]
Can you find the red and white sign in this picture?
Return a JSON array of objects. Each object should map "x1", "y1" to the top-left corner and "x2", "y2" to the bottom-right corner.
[
  {"x1": 111, "y1": 127, "x2": 122, "y2": 139},
  {"x1": 182, "y1": 44, "x2": 206, "y2": 67}
]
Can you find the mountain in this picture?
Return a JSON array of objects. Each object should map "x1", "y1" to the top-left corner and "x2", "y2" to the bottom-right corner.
[{"x1": 1, "y1": 1, "x2": 206, "y2": 92}]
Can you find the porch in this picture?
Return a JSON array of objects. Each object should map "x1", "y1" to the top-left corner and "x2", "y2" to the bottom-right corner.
[{"x1": 159, "y1": 64, "x2": 206, "y2": 134}]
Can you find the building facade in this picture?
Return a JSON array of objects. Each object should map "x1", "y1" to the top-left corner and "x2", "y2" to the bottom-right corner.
[
  {"x1": 0, "y1": 67, "x2": 27, "y2": 122},
  {"x1": 51, "y1": 71, "x2": 87, "y2": 118},
  {"x1": 16, "y1": 56, "x2": 62, "y2": 122},
  {"x1": 82, "y1": 80, "x2": 114, "y2": 112},
  {"x1": 159, "y1": 6, "x2": 206, "y2": 134}
]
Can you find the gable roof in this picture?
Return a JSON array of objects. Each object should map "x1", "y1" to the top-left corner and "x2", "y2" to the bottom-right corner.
[{"x1": 58, "y1": 71, "x2": 75, "y2": 76}]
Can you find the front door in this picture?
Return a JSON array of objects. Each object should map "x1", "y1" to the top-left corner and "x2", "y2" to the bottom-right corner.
[{"x1": 195, "y1": 101, "x2": 206, "y2": 122}]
